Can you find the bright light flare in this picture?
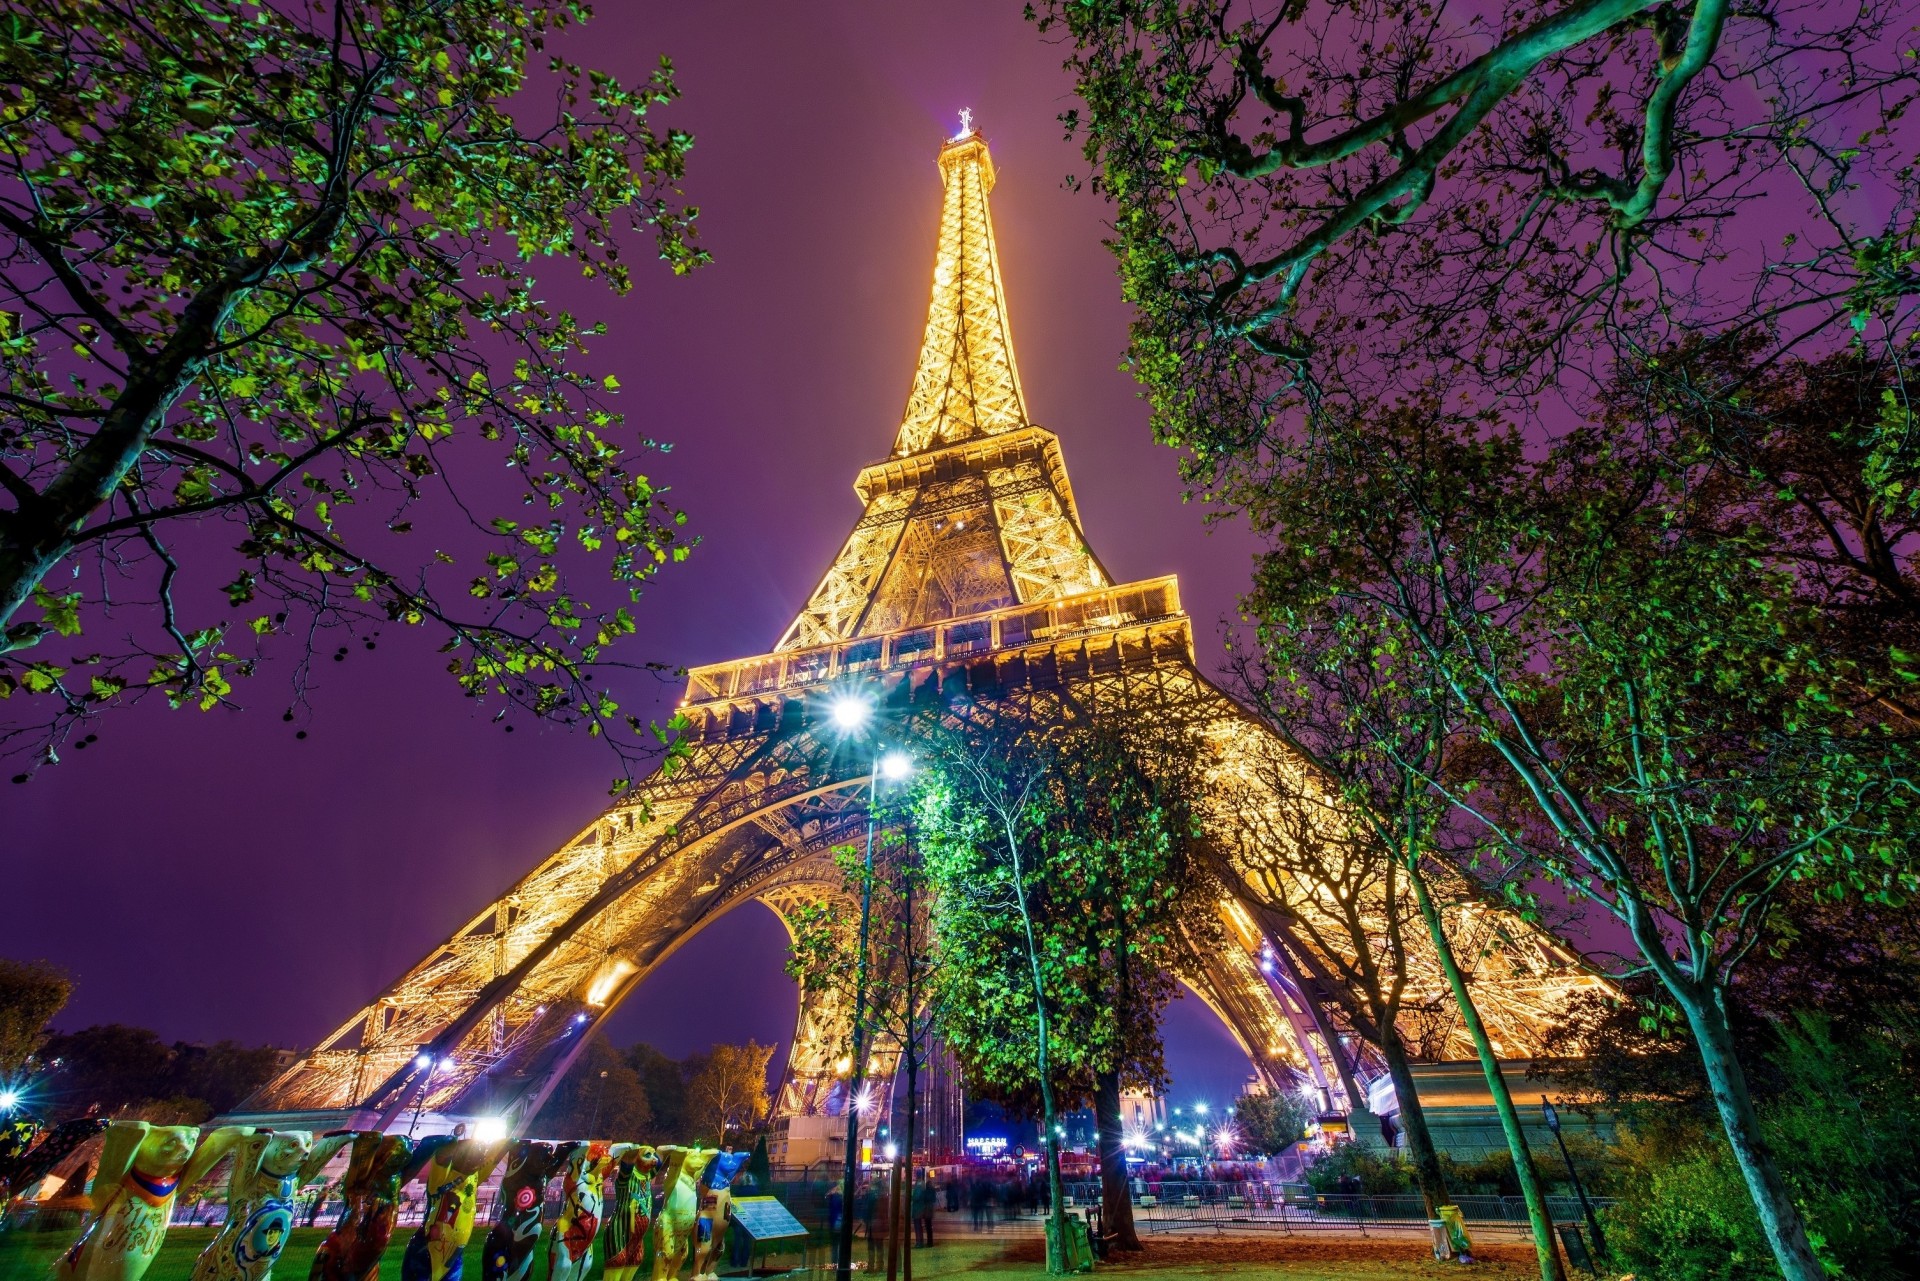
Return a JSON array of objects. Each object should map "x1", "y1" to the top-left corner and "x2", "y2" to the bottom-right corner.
[
  {"x1": 473, "y1": 1117, "x2": 508, "y2": 1143},
  {"x1": 829, "y1": 695, "x2": 873, "y2": 733},
  {"x1": 1212, "y1": 1125, "x2": 1240, "y2": 1153},
  {"x1": 0, "y1": 1089, "x2": 19, "y2": 1111},
  {"x1": 853, "y1": 1084, "x2": 876, "y2": 1114},
  {"x1": 877, "y1": 751, "x2": 913, "y2": 782}
]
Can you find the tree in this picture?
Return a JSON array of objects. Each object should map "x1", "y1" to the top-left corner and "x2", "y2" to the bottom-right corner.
[
  {"x1": 911, "y1": 715, "x2": 1075, "y2": 1273},
  {"x1": 911, "y1": 715, "x2": 1217, "y2": 1265},
  {"x1": 1029, "y1": 722, "x2": 1219, "y2": 1253},
  {"x1": 0, "y1": 957, "x2": 68, "y2": 1075},
  {"x1": 1225, "y1": 616, "x2": 1574, "y2": 1277},
  {"x1": 0, "y1": 0, "x2": 706, "y2": 785},
  {"x1": 1600, "y1": 340, "x2": 1920, "y2": 724},
  {"x1": 683, "y1": 1041, "x2": 772, "y2": 1144},
  {"x1": 1040, "y1": 0, "x2": 1918, "y2": 455},
  {"x1": 625, "y1": 1041, "x2": 688, "y2": 1139},
  {"x1": 1049, "y1": 10, "x2": 1920, "y2": 1263},
  {"x1": 783, "y1": 826, "x2": 943, "y2": 1278},
  {"x1": 34, "y1": 1023, "x2": 281, "y2": 1121},
  {"x1": 1217, "y1": 396, "x2": 1911, "y2": 1279},
  {"x1": 528, "y1": 1032, "x2": 652, "y2": 1139},
  {"x1": 1217, "y1": 753, "x2": 1461, "y2": 1219},
  {"x1": 1233, "y1": 1089, "x2": 1312, "y2": 1158},
  {"x1": 166, "y1": 1040, "x2": 282, "y2": 1117}
]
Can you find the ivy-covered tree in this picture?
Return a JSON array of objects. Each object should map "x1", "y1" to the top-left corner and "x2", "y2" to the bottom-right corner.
[
  {"x1": 912, "y1": 714, "x2": 1218, "y2": 1262},
  {"x1": 0, "y1": 0, "x2": 706, "y2": 785},
  {"x1": 909, "y1": 715, "x2": 1076, "y2": 1272}
]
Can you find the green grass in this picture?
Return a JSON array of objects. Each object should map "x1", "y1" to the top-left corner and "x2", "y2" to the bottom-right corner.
[{"x1": 0, "y1": 1223, "x2": 1544, "y2": 1281}]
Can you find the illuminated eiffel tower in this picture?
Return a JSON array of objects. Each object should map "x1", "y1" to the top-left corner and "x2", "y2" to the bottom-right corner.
[{"x1": 241, "y1": 124, "x2": 1604, "y2": 1160}]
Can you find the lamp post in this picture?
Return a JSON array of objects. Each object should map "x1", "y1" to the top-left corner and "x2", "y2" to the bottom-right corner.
[
  {"x1": 1541, "y1": 1096, "x2": 1606, "y2": 1261},
  {"x1": 407, "y1": 1053, "x2": 447, "y2": 1138},
  {"x1": 588, "y1": 1069, "x2": 610, "y2": 1136},
  {"x1": 829, "y1": 693, "x2": 911, "y2": 1281}
]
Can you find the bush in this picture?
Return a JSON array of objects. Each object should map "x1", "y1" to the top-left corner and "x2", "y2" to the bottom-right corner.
[
  {"x1": 1605, "y1": 1015, "x2": 1920, "y2": 1281},
  {"x1": 1302, "y1": 1144, "x2": 1416, "y2": 1194}
]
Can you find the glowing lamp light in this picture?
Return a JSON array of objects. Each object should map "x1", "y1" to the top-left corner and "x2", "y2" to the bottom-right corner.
[
  {"x1": 877, "y1": 751, "x2": 913, "y2": 782},
  {"x1": 0, "y1": 1089, "x2": 19, "y2": 1110},
  {"x1": 1194, "y1": 1101, "x2": 1209, "y2": 1115},
  {"x1": 828, "y1": 695, "x2": 873, "y2": 733},
  {"x1": 414, "y1": 1053, "x2": 434, "y2": 1070},
  {"x1": 473, "y1": 1117, "x2": 508, "y2": 1143},
  {"x1": 853, "y1": 1084, "x2": 875, "y2": 1114},
  {"x1": 883, "y1": 1143, "x2": 899, "y2": 1161}
]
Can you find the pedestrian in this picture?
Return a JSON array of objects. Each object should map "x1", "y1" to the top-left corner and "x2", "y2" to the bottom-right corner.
[
  {"x1": 857, "y1": 1180, "x2": 881, "y2": 1266},
  {"x1": 913, "y1": 1172, "x2": 937, "y2": 1248},
  {"x1": 827, "y1": 1185, "x2": 843, "y2": 1238}
]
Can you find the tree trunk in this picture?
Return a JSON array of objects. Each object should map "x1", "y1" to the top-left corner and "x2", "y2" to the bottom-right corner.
[
  {"x1": 885, "y1": 1160, "x2": 903, "y2": 1281},
  {"x1": 1002, "y1": 818, "x2": 1069, "y2": 1274},
  {"x1": 903, "y1": 866, "x2": 918, "y2": 1281},
  {"x1": 1377, "y1": 1031, "x2": 1451, "y2": 1216},
  {"x1": 1093, "y1": 1069, "x2": 1141, "y2": 1251},
  {"x1": 1406, "y1": 862, "x2": 1566, "y2": 1281},
  {"x1": 1681, "y1": 987, "x2": 1824, "y2": 1281}
]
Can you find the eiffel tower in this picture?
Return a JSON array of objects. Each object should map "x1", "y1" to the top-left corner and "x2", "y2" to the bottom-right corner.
[{"x1": 240, "y1": 125, "x2": 1604, "y2": 1161}]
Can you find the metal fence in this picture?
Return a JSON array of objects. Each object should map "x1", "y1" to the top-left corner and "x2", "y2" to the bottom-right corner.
[{"x1": 1061, "y1": 1181, "x2": 1612, "y2": 1236}]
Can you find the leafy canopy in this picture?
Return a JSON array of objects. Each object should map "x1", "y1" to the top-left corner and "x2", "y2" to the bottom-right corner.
[{"x1": 0, "y1": 0, "x2": 706, "y2": 785}]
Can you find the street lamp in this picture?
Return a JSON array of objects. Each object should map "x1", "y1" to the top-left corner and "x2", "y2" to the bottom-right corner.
[
  {"x1": 1541, "y1": 1097, "x2": 1606, "y2": 1261},
  {"x1": 831, "y1": 695, "x2": 912, "y2": 1281},
  {"x1": 407, "y1": 1054, "x2": 451, "y2": 1137}
]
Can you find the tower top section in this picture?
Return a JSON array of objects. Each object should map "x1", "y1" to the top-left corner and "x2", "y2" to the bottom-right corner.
[{"x1": 891, "y1": 125, "x2": 1028, "y2": 457}]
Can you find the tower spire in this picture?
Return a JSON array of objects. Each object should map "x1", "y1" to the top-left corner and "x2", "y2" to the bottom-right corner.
[{"x1": 892, "y1": 125, "x2": 1027, "y2": 456}]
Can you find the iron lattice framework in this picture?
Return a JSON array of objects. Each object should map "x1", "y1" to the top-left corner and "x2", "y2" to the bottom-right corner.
[{"x1": 241, "y1": 128, "x2": 1606, "y2": 1158}]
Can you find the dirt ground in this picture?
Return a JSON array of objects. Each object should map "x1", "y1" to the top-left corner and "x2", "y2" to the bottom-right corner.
[{"x1": 982, "y1": 1232, "x2": 1545, "y2": 1277}]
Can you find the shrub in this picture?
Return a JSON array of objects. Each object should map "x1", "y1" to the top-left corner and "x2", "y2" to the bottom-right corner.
[{"x1": 1605, "y1": 1015, "x2": 1920, "y2": 1281}]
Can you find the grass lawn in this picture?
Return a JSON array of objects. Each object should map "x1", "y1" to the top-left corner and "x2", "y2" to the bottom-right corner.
[{"x1": 0, "y1": 1224, "x2": 1543, "y2": 1281}]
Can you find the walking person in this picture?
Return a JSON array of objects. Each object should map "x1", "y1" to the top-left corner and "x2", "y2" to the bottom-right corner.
[
  {"x1": 857, "y1": 1179, "x2": 882, "y2": 1268},
  {"x1": 912, "y1": 1173, "x2": 936, "y2": 1248}
]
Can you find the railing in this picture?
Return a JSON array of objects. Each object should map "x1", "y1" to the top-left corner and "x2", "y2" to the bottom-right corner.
[
  {"x1": 682, "y1": 577, "x2": 1185, "y2": 705},
  {"x1": 1061, "y1": 1181, "x2": 1612, "y2": 1235}
]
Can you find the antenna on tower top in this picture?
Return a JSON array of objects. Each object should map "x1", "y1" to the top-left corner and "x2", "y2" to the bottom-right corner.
[{"x1": 954, "y1": 108, "x2": 974, "y2": 140}]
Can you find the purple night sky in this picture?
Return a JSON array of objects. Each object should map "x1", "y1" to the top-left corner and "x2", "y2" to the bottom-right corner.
[{"x1": 4, "y1": 4, "x2": 1260, "y2": 1107}]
